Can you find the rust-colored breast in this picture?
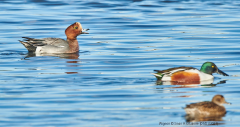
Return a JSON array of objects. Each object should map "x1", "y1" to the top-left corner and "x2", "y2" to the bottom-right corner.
[{"x1": 171, "y1": 71, "x2": 200, "y2": 83}]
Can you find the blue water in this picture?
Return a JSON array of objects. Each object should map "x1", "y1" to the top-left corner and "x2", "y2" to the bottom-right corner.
[{"x1": 0, "y1": 0, "x2": 240, "y2": 126}]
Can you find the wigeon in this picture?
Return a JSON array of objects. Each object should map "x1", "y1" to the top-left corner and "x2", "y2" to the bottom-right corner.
[{"x1": 19, "y1": 22, "x2": 88, "y2": 54}]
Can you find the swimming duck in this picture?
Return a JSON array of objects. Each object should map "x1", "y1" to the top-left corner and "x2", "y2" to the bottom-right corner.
[
  {"x1": 19, "y1": 22, "x2": 88, "y2": 54},
  {"x1": 185, "y1": 95, "x2": 231, "y2": 116},
  {"x1": 152, "y1": 62, "x2": 228, "y2": 83}
]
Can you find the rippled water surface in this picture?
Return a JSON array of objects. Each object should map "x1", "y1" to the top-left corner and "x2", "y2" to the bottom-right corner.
[{"x1": 1, "y1": 0, "x2": 240, "y2": 126}]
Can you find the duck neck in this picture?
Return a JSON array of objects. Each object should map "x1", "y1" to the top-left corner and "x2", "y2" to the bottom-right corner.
[{"x1": 67, "y1": 38, "x2": 79, "y2": 53}]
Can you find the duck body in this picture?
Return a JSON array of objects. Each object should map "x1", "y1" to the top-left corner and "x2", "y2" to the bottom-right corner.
[
  {"x1": 20, "y1": 37, "x2": 76, "y2": 54},
  {"x1": 19, "y1": 22, "x2": 87, "y2": 54},
  {"x1": 153, "y1": 67, "x2": 213, "y2": 82},
  {"x1": 185, "y1": 95, "x2": 230, "y2": 117},
  {"x1": 152, "y1": 62, "x2": 228, "y2": 83},
  {"x1": 185, "y1": 101, "x2": 226, "y2": 116}
]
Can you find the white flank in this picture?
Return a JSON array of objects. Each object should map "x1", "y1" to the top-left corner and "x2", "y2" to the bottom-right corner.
[{"x1": 36, "y1": 47, "x2": 42, "y2": 53}]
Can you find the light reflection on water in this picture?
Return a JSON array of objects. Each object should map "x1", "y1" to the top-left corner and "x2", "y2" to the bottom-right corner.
[{"x1": 0, "y1": 0, "x2": 240, "y2": 126}]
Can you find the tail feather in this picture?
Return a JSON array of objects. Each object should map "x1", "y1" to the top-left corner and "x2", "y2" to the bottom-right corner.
[
  {"x1": 19, "y1": 37, "x2": 47, "y2": 52},
  {"x1": 19, "y1": 40, "x2": 36, "y2": 52},
  {"x1": 22, "y1": 37, "x2": 45, "y2": 46}
]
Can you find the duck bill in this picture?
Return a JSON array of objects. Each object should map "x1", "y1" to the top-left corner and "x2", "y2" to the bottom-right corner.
[
  {"x1": 224, "y1": 102, "x2": 231, "y2": 105},
  {"x1": 217, "y1": 69, "x2": 229, "y2": 76},
  {"x1": 81, "y1": 32, "x2": 89, "y2": 34},
  {"x1": 81, "y1": 28, "x2": 89, "y2": 34}
]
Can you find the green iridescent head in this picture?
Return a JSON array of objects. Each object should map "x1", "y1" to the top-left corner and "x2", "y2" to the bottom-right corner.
[{"x1": 200, "y1": 62, "x2": 228, "y2": 76}]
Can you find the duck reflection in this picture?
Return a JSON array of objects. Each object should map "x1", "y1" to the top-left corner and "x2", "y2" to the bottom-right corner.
[
  {"x1": 156, "y1": 79, "x2": 213, "y2": 85},
  {"x1": 23, "y1": 52, "x2": 80, "y2": 74},
  {"x1": 25, "y1": 52, "x2": 79, "y2": 59},
  {"x1": 185, "y1": 114, "x2": 225, "y2": 122},
  {"x1": 184, "y1": 95, "x2": 231, "y2": 122},
  {"x1": 155, "y1": 79, "x2": 227, "y2": 88}
]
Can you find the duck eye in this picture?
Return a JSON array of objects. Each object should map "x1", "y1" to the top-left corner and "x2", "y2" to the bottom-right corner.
[
  {"x1": 74, "y1": 26, "x2": 78, "y2": 29},
  {"x1": 212, "y1": 66, "x2": 214, "y2": 68}
]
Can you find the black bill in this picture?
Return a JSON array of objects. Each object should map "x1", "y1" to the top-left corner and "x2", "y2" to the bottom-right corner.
[{"x1": 217, "y1": 69, "x2": 229, "y2": 76}]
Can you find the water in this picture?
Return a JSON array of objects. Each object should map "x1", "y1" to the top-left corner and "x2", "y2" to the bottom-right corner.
[{"x1": 0, "y1": 0, "x2": 240, "y2": 126}]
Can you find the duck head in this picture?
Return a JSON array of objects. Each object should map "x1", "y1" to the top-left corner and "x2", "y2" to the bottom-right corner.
[
  {"x1": 200, "y1": 62, "x2": 228, "y2": 76},
  {"x1": 212, "y1": 95, "x2": 231, "y2": 106},
  {"x1": 65, "y1": 22, "x2": 88, "y2": 40}
]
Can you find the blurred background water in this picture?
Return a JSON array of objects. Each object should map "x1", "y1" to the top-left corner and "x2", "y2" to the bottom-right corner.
[{"x1": 0, "y1": 0, "x2": 240, "y2": 126}]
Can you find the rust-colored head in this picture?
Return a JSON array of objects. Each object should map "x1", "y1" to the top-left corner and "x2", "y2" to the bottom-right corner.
[
  {"x1": 65, "y1": 22, "x2": 83, "y2": 40},
  {"x1": 212, "y1": 95, "x2": 231, "y2": 106}
]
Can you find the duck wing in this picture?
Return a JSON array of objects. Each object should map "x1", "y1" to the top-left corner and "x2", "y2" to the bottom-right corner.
[
  {"x1": 19, "y1": 37, "x2": 69, "y2": 52},
  {"x1": 154, "y1": 67, "x2": 196, "y2": 75}
]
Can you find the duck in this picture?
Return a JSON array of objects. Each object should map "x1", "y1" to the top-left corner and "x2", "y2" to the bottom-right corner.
[
  {"x1": 152, "y1": 62, "x2": 228, "y2": 83},
  {"x1": 185, "y1": 95, "x2": 231, "y2": 116},
  {"x1": 19, "y1": 22, "x2": 88, "y2": 54}
]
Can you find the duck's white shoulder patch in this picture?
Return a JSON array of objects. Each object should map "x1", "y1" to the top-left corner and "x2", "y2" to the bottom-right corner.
[{"x1": 198, "y1": 71, "x2": 214, "y2": 81}]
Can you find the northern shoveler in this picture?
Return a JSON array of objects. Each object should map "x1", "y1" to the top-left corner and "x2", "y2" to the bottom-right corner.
[
  {"x1": 185, "y1": 95, "x2": 231, "y2": 116},
  {"x1": 152, "y1": 62, "x2": 228, "y2": 83},
  {"x1": 19, "y1": 22, "x2": 89, "y2": 54}
]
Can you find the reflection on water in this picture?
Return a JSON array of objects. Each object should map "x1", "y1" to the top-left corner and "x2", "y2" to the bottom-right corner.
[
  {"x1": 25, "y1": 52, "x2": 80, "y2": 59},
  {"x1": 185, "y1": 114, "x2": 225, "y2": 122},
  {"x1": 24, "y1": 52, "x2": 80, "y2": 74},
  {"x1": 156, "y1": 79, "x2": 213, "y2": 85},
  {"x1": 156, "y1": 79, "x2": 227, "y2": 86}
]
